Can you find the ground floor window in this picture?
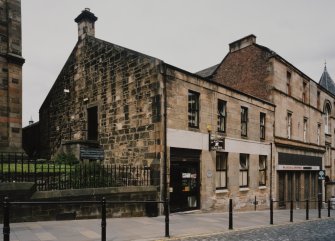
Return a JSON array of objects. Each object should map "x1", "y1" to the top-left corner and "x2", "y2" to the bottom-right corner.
[
  {"x1": 259, "y1": 155, "x2": 267, "y2": 186},
  {"x1": 216, "y1": 152, "x2": 227, "y2": 189},
  {"x1": 239, "y1": 154, "x2": 249, "y2": 187}
]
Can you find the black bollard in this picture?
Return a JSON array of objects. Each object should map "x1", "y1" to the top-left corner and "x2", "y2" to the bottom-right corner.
[
  {"x1": 3, "y1": 197, "x2": 10, "y2": 241},
  {"x1": 306, "y1": 199, "x2": 309, "y2": 220},
  {"x1": 229, "y1": 199, "x2": 233, "y2": 230},
  {"x1": 290, "y1": 200, "x2": 293, "y2": 222},
  {"x1": 101, "y1": 197, "x2": 106, "y2": 241},
  {"x1": 164, "y1": 199, "x2": 170, "y2": 237},
  {"x1": 318, "y1": 193, "x2": 322, "y2": 219},
  {"x1": 328, "y1": 200, "x2": 331, "y2": 218},
  {"x1": 270, "y1": 199, "x2": 273, "y2": 225}
]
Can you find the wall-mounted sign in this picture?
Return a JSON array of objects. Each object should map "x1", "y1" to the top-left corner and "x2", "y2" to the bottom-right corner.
[
  {"x1": 277, "y1": 165, "x2": 320, "y2": 171},
  {"x1": 318, "y1": 170, "x2": 326, "y2": 180},
  {"x1": 210, "y1": 136, "x2": 225, "y2": 151},
  {"x1": 80, "y1": 147, "x2": 104, "y2": 160},
  {"x1": 207, "y1": 170, "x2": 213, "y2": 178}
]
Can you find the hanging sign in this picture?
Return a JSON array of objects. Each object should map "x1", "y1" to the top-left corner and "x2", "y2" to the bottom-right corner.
[{"x1": 210, "y1": 136, "x2": 225, "y2": 151}]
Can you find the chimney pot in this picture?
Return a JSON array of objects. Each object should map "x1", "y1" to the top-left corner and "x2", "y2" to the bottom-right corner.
[
  {"x1": 229, "y1": 34, "x2": 256, "y2": 53},
  {"x1": 74, "y1": 9, "x2": 98, "y2": 40}
]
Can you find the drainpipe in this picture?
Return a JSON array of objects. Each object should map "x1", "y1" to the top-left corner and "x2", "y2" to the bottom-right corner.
[
  {"x1": 160, "y1": 61, "x2": 170, "y2": 236},
  {"x1": 160, "y1": 61, "x2": 168, "y2": 202}
]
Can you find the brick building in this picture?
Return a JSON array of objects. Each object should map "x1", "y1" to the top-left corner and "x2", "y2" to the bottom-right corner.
[
  {"x1": 23, "y1": 10, "x2": 276, "y2": 212},
  {"x1": 0, "y1": 0, "x2": 24, "y2": 152},
  {"x1": 198, "y1": 34, "x2": 335, "y2": 206}
]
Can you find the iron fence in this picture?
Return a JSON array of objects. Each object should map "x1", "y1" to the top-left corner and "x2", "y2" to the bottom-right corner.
[{"x1": 0, "y1": 153, "x2": 151, "y2": 191}]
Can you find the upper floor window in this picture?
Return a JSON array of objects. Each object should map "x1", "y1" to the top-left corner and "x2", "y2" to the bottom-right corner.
[
  {"x1": 317, "y1": 91, "x2": 321, "y2": 109},
  {"x1": 241, "y1": 107, "x2": 248, "y2": 137},
  {"x1": 324, "y1": 102, "x2": 331, "y2": 135},
  {"x1": 216, "y1": 152, "x2": 228, "y2": 190},
  {"x1": 87, "y1": 106, "x2": 98, "y2": 141},
  {"x1": 302, "y1": 81, "x2": 307, "y2": 103},
  {"x1": 287, "y1": 112, "x2": 292, "y2": 139},
  {"x1": 217, "y1": 100, "x2": 227, "y2": 133},
  {"x1": 325, "y1": 145, "x2": 331, "y2": 166},
  {"x1": 188, "y1": 90, "x2": 199, "y2": 128},
  {"x1": 303, "y1": 118, "x2": 308, "y2": 142},
  {"x1": 317, "y1": 123, "x2": 321, "y2": 145},
  {"x1": 239, "y1": 154, "x2": 249, "y2": 187},
  {"x1": 287, "y1": 71, "x2": 292, "y2": 96},
  {"x1": 260, "y1": 112, "x2": 266, "y2": 140}
]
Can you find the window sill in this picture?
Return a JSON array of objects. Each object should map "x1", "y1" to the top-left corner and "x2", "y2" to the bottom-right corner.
[
  {"x1": 216, "y1": 189, "x2": 228, "y2": 194},
  {"x1": 239, "y1": 187, "x2": 249, "y2": 192},
  {"x1": 259, "y1": 186, "x2": 267, "y2": 190}
]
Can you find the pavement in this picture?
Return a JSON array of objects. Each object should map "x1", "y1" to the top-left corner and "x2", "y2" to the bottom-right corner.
[{"x1": 1, "y1": 208, "x2": 334, "y2": 241}]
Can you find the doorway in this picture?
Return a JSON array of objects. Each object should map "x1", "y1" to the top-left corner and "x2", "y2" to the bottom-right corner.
[
  {"x1": 278, "y1": 171, "x2": 318, "y2": 208},
  {"x1": 170, "y1": 148, "x2": 200, "y2": 212}
]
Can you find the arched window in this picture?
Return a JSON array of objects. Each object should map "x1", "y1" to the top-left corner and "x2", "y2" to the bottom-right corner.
[{"x1": 324, "y1": 102, "x2": 331, "y2": 134}]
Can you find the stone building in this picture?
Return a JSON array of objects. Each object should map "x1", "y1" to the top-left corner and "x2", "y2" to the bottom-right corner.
[
  {"x1": 198, "y1": 34, "x2": 335, "y2": 206},
  {"x1": 0, "y1": 0, "x2": 24, "y2": 152},
  {"x1": 23, "y1": 10, "x2": 276, "y2": 212},
  {"x1": 165, "y1": 65, "x2": 275, "y2": 211}
]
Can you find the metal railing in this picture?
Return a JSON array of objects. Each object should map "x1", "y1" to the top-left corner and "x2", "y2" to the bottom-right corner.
[
  {"x1": 0, "y1": 154, "x2": 151, "y2": 191},
  {"x1": 1, "y1": 197, "x2": 170, "y2": 241}
]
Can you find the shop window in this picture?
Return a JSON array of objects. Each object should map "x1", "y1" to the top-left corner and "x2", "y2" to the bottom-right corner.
[
  {"x1": 216, "y1": 152, "x2": 227, "y2": 190},
  {"x1": 188, "y1": 90, "x2": 199, "y2": 128},
  {"x1": 217, "y1": 99, "x2": 226, "y2": 133},
  {"x1": 304, "y1": 172, "x2": 310, "y2": 200},
  {"x1": 259, "y1": 155, "x2": 267, "y2": 186},
  {"x1": 260, "y1": 112, "x2": 266, "y2": 140},
  {"x1": 239, "y1": 154, "x2": 249, "y2": 187},
  {"x1": 241, "y1": 107, "x2": 248, "y2": 137}
]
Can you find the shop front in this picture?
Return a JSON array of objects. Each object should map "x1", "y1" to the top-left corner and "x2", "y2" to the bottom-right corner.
[
  {"x1": 277, "y1": 153, "x2": 322, "y2": 208},
  {"x1": 169, "y1": 148, "x2": 201, "y2": 212}
]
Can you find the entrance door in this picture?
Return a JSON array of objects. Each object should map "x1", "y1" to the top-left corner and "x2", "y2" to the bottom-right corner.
[
  {"x1": 170, "y1": 161, "x2": 200, "y2": 212},
  {"x1": 278, "y1": 172, "x2": 286, "y2": 207}
]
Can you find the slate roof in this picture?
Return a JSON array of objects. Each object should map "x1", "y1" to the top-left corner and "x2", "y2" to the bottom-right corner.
[
  {"x1": 319, "y1": 65, "x2": 335, "y2": 96},
  {"x1": 195, "y1": 64, "x2": 219, "y2": 78}
]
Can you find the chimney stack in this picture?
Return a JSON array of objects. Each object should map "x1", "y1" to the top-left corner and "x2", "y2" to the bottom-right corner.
[
  {"x1": 229, "y1": 34, "x2": 256, "y2": 53},
  {"x1": 74, "y1": 8, "x2": 98, "y2": 41}
]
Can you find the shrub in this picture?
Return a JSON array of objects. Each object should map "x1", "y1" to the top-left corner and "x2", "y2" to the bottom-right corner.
[{"x1": 52, "y1": 152, "x2": 79, "y2": 164}]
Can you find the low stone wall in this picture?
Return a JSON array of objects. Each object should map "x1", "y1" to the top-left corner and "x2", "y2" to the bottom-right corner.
[{"x1": 1, "y1": 185, "x2": 159, "y2": 223}]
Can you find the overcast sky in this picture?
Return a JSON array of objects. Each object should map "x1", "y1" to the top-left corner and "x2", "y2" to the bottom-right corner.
[{"x1": 21, "y1": 0, "x2": 335, "y2": 126}]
